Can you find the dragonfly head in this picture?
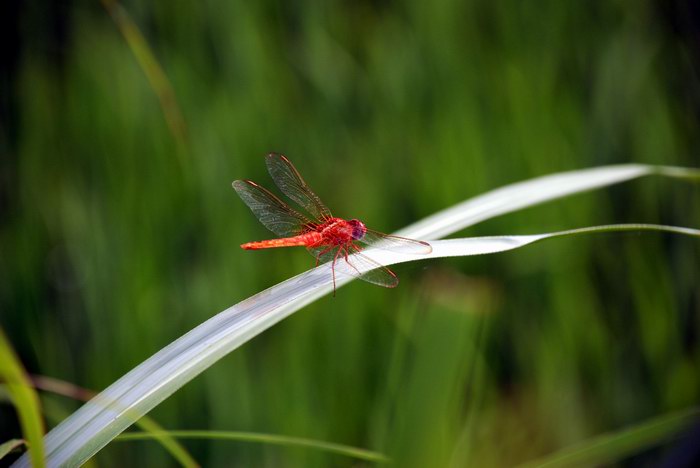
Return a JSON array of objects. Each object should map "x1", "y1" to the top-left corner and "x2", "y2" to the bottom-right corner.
[{"x1": 348, "y1": 219, "x2": 366, "y2": 240}]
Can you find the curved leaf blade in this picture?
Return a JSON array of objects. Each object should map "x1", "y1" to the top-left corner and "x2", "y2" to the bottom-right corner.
[
  {"x1": 517, "y1": 407, "x2": 700, "y2": 468},
  {"x1": 14, "y1": 164, "x2": 699, "y2": 467},
  {"x1": 0, "y1": 330, "x2": 45, "y2": 468},
  {"x1": 116, "y1": 430, "x2": 389, "y2": 463}
]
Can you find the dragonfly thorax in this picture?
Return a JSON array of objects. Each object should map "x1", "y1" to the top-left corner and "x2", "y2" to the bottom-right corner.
[{"x1": 317, "y1": 218, "x2": 366, "y2": 245}]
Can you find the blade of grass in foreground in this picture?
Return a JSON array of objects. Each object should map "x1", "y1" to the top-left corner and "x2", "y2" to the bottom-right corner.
[
  {"x1": 30, "y1": 375, "x2": 198, "y2": 468},
  {"x1": 0, "y1": 440, "x2": 27, "y2": 462},
  {"x1": 0, "y1": 330, "x2": 45, "y2": 468},
  {"x1": 517, "y1": 407, "x2": 700, "y2": 468},
  {"x1": 14, "y1": 164, "x2": 699, "y2": 467},
  {"x1": 115, "y1": 430, "x2": 390, "y2": 464},
  {"x1": 395, "y1": 164, "x2": 700, "y2": 239}
]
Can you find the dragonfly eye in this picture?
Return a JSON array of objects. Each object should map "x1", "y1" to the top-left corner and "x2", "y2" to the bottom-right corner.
[{"x1": 350, "y1": 219, "x2": 366, "y2": 240}]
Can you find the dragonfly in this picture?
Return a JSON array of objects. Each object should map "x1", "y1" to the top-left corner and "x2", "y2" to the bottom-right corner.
[{"x1": 232, "y1": 153, "x2": 432, "y2": 293}]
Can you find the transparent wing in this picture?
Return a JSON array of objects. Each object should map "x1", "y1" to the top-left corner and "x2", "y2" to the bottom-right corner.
[
  {"x1": 307, "y1": 243, "x2": 399, "y2": 288},
  {"x1": 232, "y1": 179, "x2": 315, "y2": 237},
  {"x1": 358, "y1": 229, "x2": 433, "y2": 254},
  {"x1": 266, "y1": 153, "x2": 333, "y2": 221}
]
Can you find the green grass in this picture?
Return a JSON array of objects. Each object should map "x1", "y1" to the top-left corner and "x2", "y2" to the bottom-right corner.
[
  {"x1": 0, "y1": 440, "x2": 27, "y2": 462},
  {"x1": 2, "y1": 0, "x2": 700, "y2": 466},
  {"x1": 519, "y1": 406, "x2": 700, "y2": 468},
  {"x1": 0, "y1": 331, "x2": 45, "y2": 467},
  {"x1": 115, "y1": 430, "x2": 390, "y2": 464}
]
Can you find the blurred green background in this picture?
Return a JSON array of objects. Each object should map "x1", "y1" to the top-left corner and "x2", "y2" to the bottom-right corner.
[{"x1": 1, "y1": 0, "x2": 700, "y2": 466}]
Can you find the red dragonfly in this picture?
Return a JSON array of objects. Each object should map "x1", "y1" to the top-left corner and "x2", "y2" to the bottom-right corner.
[{"x1": 233, "y1": 153, "x2": 432, "y2": 292}]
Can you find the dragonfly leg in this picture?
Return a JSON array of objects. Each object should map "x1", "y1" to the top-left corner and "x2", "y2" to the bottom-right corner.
[
  {"x1": 314, "y1": 245, "x2": 333, "y2": 268},
  {"x1": 314, "y1": 245, "x2": 334, "y2": 267},
  {"x1": 331, "y1": 246, "x2": 343, "y2": 296},
  {"x1": 349, "y1": 244, "x2": 363, "y2": 254},
  {"x1": 343, "y1": 245, "x2": 362, "y2": 276}
]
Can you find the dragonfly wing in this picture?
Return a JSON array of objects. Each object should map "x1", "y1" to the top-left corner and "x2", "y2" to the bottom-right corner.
[
  {"x1": 233, "y1": 179, "x2": 314, "y2": 237},
  {"x1": 359, "y1": 229, "x2": 433, "y2": 254},
  {"x1": 346, "y1": 249, "x2": 400, "y2": 288},
  {"x1": 266, "y1": 153, "x2": 333, "y2": 221},
  {"x1": 307, "y1": 244, "x2": 399, "y2": 288}
]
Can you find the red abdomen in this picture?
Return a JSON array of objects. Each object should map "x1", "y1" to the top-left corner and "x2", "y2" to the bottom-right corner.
[
  {"x1": 241, "y1": 232, "x2": 322, "y2": 250},
  {"x1": 240, "y1": 218, "x2": 357, "y2": 250}
]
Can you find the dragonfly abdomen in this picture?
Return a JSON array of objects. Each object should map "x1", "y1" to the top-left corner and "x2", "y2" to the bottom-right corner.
[{"x1": 241, "y1": 232, "x2": 322, "y2": 250}]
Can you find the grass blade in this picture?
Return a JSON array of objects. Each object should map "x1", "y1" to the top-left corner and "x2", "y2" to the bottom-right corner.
[
  {"x1": 13, "y1": 164, "x2": 698, "y2": 467},
  {"x1": 0, "y1": 440, "x2": 27, "y2": 461},
  {"x1": 0, "y1": 330, "x2": 45, "y2": 467},
  {"x1": 396, "y1": 164, "x2": 700, "y2": 239},
  {"x1": 115, "y1": 430, "x2": 390, "y2": 463},
  {"x1": 517, "y1": 407, "x2": 700, "y2": 468},
  {"x1": 100, "y1": 0, "x2": 188, "y2": 150},
  {"x1": 30, "y1": 376, "x2": 198, "y2": 468}
]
